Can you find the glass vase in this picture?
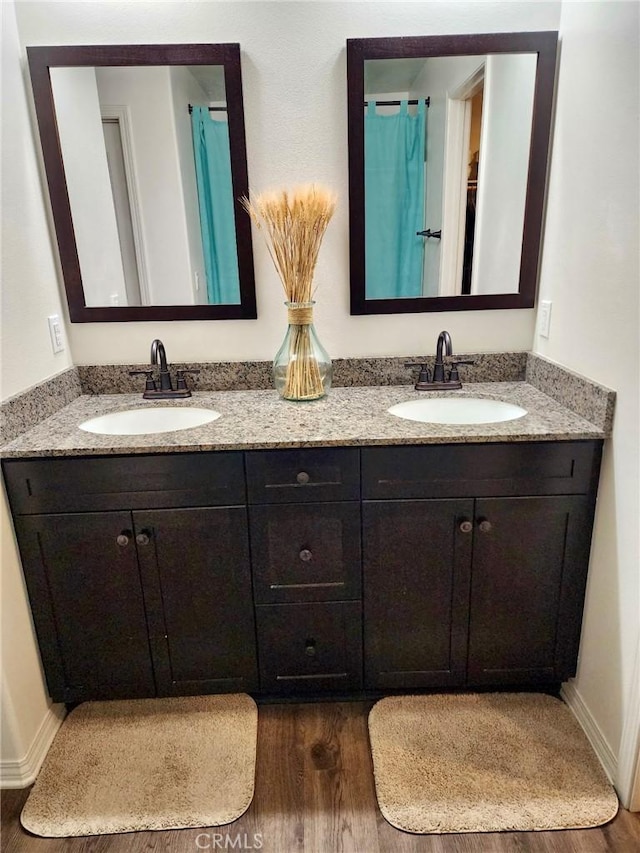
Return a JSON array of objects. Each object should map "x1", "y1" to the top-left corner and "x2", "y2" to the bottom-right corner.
[{"x1": 273, "y1": 301, "x2": 332, "y2": 401}]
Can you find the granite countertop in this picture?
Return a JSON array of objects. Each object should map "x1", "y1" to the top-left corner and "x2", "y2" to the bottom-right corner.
[{"x1": 0, "y1": 382, "x2": 608, "y2": 459}]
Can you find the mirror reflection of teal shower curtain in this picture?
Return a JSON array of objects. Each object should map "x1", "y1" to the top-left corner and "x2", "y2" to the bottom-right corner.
[
  {"x1": 365, "y1": 100, "x2": 426, "y2": 299},
  {"x1": 191, "y1": 106, "x2": 240, "y2": 304}
]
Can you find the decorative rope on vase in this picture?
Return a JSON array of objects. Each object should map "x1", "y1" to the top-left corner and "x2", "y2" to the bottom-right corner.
[{"x1": 242, "y1": 185, "x2": 337, "y2": 401}]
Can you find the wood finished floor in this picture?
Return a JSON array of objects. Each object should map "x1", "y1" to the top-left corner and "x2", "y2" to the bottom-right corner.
[{"x1": 2, "y1": 702, "x2": 639, "y2": 853}]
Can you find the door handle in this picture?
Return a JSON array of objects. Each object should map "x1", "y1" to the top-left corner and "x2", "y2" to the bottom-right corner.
[{"x1": 116, "y1": 530, "x2": 131, "y2": 547}]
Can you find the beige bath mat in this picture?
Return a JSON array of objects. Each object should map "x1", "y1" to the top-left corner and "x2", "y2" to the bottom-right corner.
[
  {"x1": 368, "y1": 693, "x2": 618, "y2": 834},
  {"x1": 21, "y1": 694, "x2": 258, "y2": 837}
]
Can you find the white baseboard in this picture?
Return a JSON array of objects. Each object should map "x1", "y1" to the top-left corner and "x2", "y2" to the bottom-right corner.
[
  {"x1": 0, "y1": 705, "x2": 65, "y2": 789},
  {"x1": 561, "y1": 681, "x2": 618, "y2": 785}
]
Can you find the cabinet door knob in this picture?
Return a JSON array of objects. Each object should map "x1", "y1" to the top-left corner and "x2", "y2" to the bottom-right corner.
[
  {"x1": 478, "y1": 519, "x2": 492, "y2": 533},
  {"x1": 305, "y1": 639, "x2": 317, "y2": 657},
  {"x1": 459, "y1": 520, "x2": 473, "y2": 534},
  {"x1": 136, "y1": 531, "x2": 151, "y2": 546},
  {"x1": 116, "y1": 531, "x2": 131, "y2": 547},
  {"x1": 296, "y1": 471, "x2": 310, "y2": 485},
  {"x1": 299, "y1": 548, "x2": 313, "y2": 562}
]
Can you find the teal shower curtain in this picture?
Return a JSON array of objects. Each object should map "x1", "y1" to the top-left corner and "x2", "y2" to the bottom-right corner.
[
  {"x1": 365, "y1": 100, "x2": 426, "y2": 299},
  {"x1": 191, "y1": 106, "x2": 240, "y2": 304}
]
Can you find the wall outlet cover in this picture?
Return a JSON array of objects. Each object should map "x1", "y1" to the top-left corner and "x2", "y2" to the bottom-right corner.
[
  {"x1": 539, "y1": 300, "x2": 552, "y2": 338},
  {"x1": 47, "y1": 315, "x2": 65, "y2": 354}
]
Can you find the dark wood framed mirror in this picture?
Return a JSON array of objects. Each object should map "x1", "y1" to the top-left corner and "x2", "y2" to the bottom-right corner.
[
  {"x1": 28, "y1": 43, "x2": 256, "y2": 322},
  {"x1": 347, "y1": 31, "x2": 558, "y2": 315}
]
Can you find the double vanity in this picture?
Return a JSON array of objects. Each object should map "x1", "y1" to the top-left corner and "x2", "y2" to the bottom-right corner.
[
  {"x1": 7, "y1": 16, "x2": 612, "y2": 710},
  {"x1": 1, "y1": 371, "x2": 610, "y2": 705}
]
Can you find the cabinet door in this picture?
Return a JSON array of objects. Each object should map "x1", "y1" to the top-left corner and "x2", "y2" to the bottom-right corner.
[
  {"x1": 134, "y1": 507, "x2": 258, "y2": 696},
  {"x1": 363, "y1": 499, "x2": 473, "y2": 689},
  {"x1": 15, "y1": 512, "x2": 155, "y2": 702},
  {"x1": 467, "y1": 496, "x2": 592, "y2": 685}
]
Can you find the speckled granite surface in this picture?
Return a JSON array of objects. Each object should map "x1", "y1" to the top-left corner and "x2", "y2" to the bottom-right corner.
[
  {"x1": 0, "y1": 367, "x2": 81, "y2": 445},
  {"x1": 334, "y1": 352, "x2": 526, "y2": 387},
  {"x1": 526, "y1": 353, "x2": 615, "y2": 433},
  {"x1": 77, "y1": 352, "x2": 527, "y2": 395},
  {"x1": 0, "y1": 382, "x2": 609, "y2": 459},
  {"x1": 77, "y1": 362, "x2": 274, "y2": 394}
]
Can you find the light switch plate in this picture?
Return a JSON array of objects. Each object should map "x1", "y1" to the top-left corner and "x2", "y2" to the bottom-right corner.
[
  {"x1": 539, "y1": 300, "x2": 552, "y2": 339},
  {"x1": 47, "y1": 314, "x2": 65, "y2": 353}
]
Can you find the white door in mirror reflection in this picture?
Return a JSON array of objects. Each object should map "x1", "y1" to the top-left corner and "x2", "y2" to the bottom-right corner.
[
  {"x1": 364, "y1": 53, "x2": 536, "y2": 299},
  {"x1": 102, "y1": 117, "x2": 144, "y2": 307},
  {"x1": 50, "y1": 65, "x2": 241, "y2": 308}
]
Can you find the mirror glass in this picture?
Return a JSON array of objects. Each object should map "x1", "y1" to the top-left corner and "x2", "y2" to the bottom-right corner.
[
  {"x1": 28, "y1": 45, "x2": 256, "y2": 322},
  {"x1": 347, "y1": 33, "x2": 558, "y2": 314}
]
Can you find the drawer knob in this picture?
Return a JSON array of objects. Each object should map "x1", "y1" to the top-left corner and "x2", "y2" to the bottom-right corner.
[
  {"x1": 136, "y1": 531, "x2": 151, "y2": 546},
  {"x1": 296, "y1": 471, "x2": 310, "y2": 485},
  {"x1": 305, "y1": 639, "x2": 317, "y2": 657},
  {"x1": 116, "y1": 531, "x2": 131, "y2": 547},
  {"x1": 299, "y1": 549, "x2": 313, "y2": 562},
  {"x1": 478, "y1": 519, "x2": 492, "y2": 533},
  {"x1": 459, "y1": 520, "x2": 473, "y2": 534}
]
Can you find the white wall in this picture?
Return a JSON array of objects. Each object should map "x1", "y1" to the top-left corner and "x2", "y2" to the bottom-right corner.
[
  {"x1": 169, "y1": 66, "x2": 211, "y2": 306},
  {"x1": 1, "y1": 0, "x2": 68, "y2": 785},
  {"x1": 1, "y1": 6, "x2": 74, "y2": 399},
  {"x1": 51, "y1": 67, "x2": 128, "y2": 307},
  {"x1": 534, "y1": 0, "x2": 640, "y2": 806},
  {"x1": 95, "y1": 66, "x2": 195, "y2": 305},
  {"x1": 472, "y1": 53, "x2": 536, "y2": 295},
  {"x1": 14, "y1": 0, "x2": 561, "y2": 364}
]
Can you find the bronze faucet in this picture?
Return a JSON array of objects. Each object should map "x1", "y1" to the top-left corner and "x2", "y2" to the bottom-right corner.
[
  {"x1": 129, "y1": 339, "x2": 200, "y2": 399},
  {"x1": 433, "y1": 330, "x2": 453, "y2": 383},
  {"x1": 405, "y1": 330, "x2": 474, "y2": 391},
  {"x1": 151, "y1": 339, "x2": 172, "y2": 392}
]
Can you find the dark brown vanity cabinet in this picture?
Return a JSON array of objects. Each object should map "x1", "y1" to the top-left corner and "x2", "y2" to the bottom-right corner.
[
  {"x1": 363, "y1": 499, "x2": 473, "y2": 689},
  {"x1": 133, "y1": 506, "x2": 257, "y2": 697},
  {"x1": 246, "y1": 448, "x2": 363, "y2": 695},
  {"x1": 362, "y1": 442, "x2": 602, "y2": 690},
  {"x1": 3, "y1": 439, "x2": 602, "y2": 703},
  {"x1": 13, "y1": 511, "x2": 156, "y2": 702},
  {"x1": 3, "y1": 453, "x2": 258, "y2": 703}
]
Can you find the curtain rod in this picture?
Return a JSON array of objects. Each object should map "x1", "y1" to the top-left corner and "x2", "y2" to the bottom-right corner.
[
  {"x1": 364, "y1": 97, "x2": 430, "y2": 108},
  {"x1": 188, "y1": 104, "x2": 227, "y2": 114}
]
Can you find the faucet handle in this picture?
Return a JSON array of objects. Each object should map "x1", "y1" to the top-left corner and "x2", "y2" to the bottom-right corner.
[
  {"x1": 404, "y1": 361, "x2": 431, "y2": 389},
  {"x1": 448, "y1": 360, "x2": 475, "y2": 382},
  {"x1": 129, "y1": 370, "x2": 156, "y2": 392},
  {"x1": 175, "y1": 369, "x2": 200, "y2": 391}
]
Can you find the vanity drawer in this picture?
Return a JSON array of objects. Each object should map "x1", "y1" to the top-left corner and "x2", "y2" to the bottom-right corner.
[
  {"x1": 250, "y1": 502, "x2": 361, "y2": 603},
  {"x1": 245, "y1": 448, "x2": 360, "y2": 504},
  {"x1": 2, "y1": 452, "x2": 245, "y2": 514},
  {"x1": 255, "y1": 601, "x2": 363, "y2": 694},
  {"x1": 362, "y1": 441, "x2": 601, "y2": 499}
]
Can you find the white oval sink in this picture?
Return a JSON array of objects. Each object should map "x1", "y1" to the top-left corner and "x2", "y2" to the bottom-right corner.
[
  {"x1": 79, "y1": 407, "x2": 221, "y2": 436},
  {"x1": 388, "y1": 398, "x2": 527, "y2": 425}
]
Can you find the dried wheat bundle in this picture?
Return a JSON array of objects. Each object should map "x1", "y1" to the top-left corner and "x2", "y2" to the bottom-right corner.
[
  {"x1": 241, "y1": 185, "x2": 337, "y2": 302},
  {"x1": 281, "y1": 324, "x2": 325, "y2": 400},
  {"x1": 242, "y1": 185, "x2": 337, "y2": 400}
]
